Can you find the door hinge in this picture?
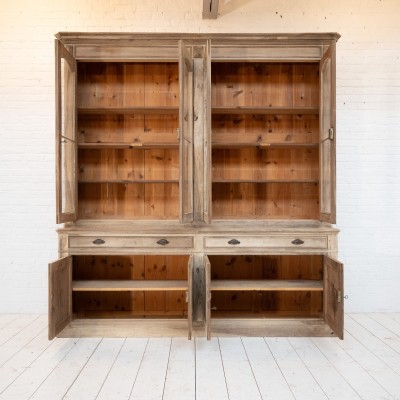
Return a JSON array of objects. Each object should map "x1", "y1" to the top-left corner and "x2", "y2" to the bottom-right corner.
[
  {"x1": 329, "y1": 127, "x2": 334, "y2": 141},
  {"x1": 185, "y1": 290, "x2": 189, "y2": 303},
  {"x1": 177, "y1": 128, "x2": 180, "y2": 141},
  {"x1": 338, "y1": 290, "x2": 341, "y2": 303}
]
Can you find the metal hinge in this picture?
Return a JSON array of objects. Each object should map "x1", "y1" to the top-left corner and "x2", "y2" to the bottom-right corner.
[
  {"x1": 177, "y1": 128, "x2": 180, "y2": 141},
  {"x1": 338, "y1": 290, "x2": 341, "y2": 303},
  {"x1": 329, "y1": 127, "x2": 334, "y2": 141},
  {"x1": 185, "y1": 290, "x2": 189, "y2": 303}
]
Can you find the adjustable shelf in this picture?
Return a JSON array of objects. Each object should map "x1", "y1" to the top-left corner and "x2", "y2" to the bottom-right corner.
[
  {"x1": 73, "y1": 280, "x2": 188, "y2": 292},
  {"x1": 78, "y1": 107, "x2": 179, "y2": 115},
  {"x1": 211, "y1": 106, "x2": 319, "y2": 115},
  {"x1": 210, "y1": 280, "x2": 323, "y2": 291},
  {"x1": 78, "y1": 142, "x2": 179, "y2": 149},
  {"x1": 78, "y1": 179, "x2": 179, "y2": 184},
  {"x1": 212, "y1": 179, "x2": 319, "y2": 184},
  {"x1": 212, "y1": 142, "x2": 319, "y2": 149}
]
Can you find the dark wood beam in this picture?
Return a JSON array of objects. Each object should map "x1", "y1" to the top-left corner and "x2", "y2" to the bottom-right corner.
[{"x1": 203, "y1": 0, "x2": 219, "y2": 19}]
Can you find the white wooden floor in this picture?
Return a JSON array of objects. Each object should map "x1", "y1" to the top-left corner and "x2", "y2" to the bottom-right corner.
[{"x1": 0, "y1": 314, "x2": 400, "y2": 400}]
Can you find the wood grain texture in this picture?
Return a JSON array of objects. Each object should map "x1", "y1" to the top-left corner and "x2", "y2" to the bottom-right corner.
[
  {"x1": 323, "y1": 255, "x2": 344, "y2": 339},
  {"x1": 48, "y1": 257, "x2": 72, "y2": 340}
]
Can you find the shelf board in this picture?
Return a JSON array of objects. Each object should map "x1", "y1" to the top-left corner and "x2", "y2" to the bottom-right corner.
[
  {"x1": 212, "y1": 179, "x2": 319, "y2": 184},
  {"x1": 78, "y1": 142, "x2": 179, "y2": 149},
  {"x1": 212, "y1": 142, "x2": 319, "y2": 149},
  {"x1": 210, "y1": 280, "x2": 323, "y2": 291},
  {"x1": 78, "y1": 107, "x2": 179, "y2": 115},
  {"x1": 212, "y1": 106, "x2": 319, "y2": 115},
  {"x1": 78, "y1": 179, "x2": 179, "y2": 184},
  {"x1": 73, "y1": 280, "x2": 188, "y2": 291}
]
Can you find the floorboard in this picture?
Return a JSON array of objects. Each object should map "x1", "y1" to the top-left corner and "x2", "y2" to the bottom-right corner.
[{"x1": 0, "y1": 313, "x2": 399, "y2": 400}]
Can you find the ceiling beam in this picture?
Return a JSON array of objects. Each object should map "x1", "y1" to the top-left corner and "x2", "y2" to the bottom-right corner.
[{"x1": 203, "y1": 0, "x2": 219, "y2": 19}]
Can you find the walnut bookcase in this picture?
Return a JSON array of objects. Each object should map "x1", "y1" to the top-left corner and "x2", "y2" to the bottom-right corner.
[{"x1": 49, "y1": 32, "x2": 343, "y2": 340}]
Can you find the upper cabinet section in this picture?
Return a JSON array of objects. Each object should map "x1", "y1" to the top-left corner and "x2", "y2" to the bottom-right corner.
[
  {"x1": 55, "y1": 33, "x2": 339, "y2": 224},
  {"x1": 56, "y1": 41, "x2": 77, "y2": 224}
]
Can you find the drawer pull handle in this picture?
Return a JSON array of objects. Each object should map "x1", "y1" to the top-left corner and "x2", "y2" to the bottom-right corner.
[
  {"x1": 157, "y1": 238, "x2": 170, "y2": 246},
  {"x1": 228, "y1": 239, "x2": 241, "y2": 245},
  {"x1": 93, "y1": 238, "x2": 105, "y2": 245},
  {"x1": 291, "y1": 239, "x2": 304, "y2": 245}
]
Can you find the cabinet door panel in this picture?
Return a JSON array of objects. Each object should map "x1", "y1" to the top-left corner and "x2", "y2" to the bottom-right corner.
[
  {"x1": 319, "y1": 45, "x2": 336, "y2": 223},
  {"x1": 323, "y1": 255, "x2": 343, "y2": 339},
  {"x1": 56, "y1": 40, "x2": 77, "y2": 223},
  {"x1": 204, "y1": 255, "x2": 211, "y2": 339},
  {"x1": 48, "y1": 256, "x2": 72, "y2": 339},
  {"x1": 188, "y1": 255, "x2": 193, "y2": 339},
  {"x1": 179, "y1": 41, "x2": 194, "y2": 223}
]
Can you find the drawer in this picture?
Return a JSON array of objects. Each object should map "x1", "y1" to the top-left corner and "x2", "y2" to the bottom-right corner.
[
  {"x1": 69, "y1": 236, "x2": 194, "y2": 249},
  {"x1": 203, "y1": 236, "x2": 328, "y2": 250}
]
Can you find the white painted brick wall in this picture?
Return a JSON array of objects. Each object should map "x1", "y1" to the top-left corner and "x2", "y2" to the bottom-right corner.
[{"x1": 0, "y1": 0, "x2": 399, "y2": 312}]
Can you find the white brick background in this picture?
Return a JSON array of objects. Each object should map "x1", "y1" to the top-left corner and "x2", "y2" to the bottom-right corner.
[{"x1": 0, "y1": 0, "x2": 399, "y2": 312}]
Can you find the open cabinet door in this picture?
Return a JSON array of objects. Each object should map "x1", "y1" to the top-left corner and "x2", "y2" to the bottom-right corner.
[
  {"x1": 204, "y1": 255, "x2": 211, "y2": 340},
  {"x1": 48, "y1": 256, "x2": 72, "y2": 340},
  {"x1": 190, "y1": 40, "x2": 212, "y2": 223},
  {"x1": 319, "y1": 44, "x2": 336, "y2": 223},
  {"x1": 323, "y1": 256, "x2": 344, "y2": 339},
  {"x1": 179, "y1": 41, "x2": 194, "y2": 224},
  {"x1": 56, "y1": 40, "x2": 77, "y2": 223},
  {"x1": 187, "y1": 255, "x2": 193, "y2": 340}
]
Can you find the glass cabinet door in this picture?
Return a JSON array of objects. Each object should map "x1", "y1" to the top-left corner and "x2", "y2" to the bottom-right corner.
[
  {"x1": 56, "y1": 40, "x2": 77, "y2": 223},
  {"x1": 320, "y1": 44, "x2": 337, "y2": 223}
]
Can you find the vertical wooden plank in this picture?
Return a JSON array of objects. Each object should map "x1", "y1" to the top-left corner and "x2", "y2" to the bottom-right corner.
[
  {"x1": 195, "y1": 338, "x2": 229, "y2": 400},
  {"x1": 320, "y1": 44, "x2": 336, "y2": 223},
  {"x1": 179, "y1": 41, "x2": 194, "y2": 223},
  {"x1": 163, "y1": 338, "x2": 195, "y2": 400},
  {"x1": 145, "y1": 255, "x2": 167, "y2": 314},
  {"x1": 323, "y1": 255, "x2": 344, "y2": 339},
  {"x1": 48, "y1": 256, "x2": 72, "y2": 339},
  {"x1": 187, "y1": 255, "x2": 193, "y2": 339},
  {"x1": 192, "y1": 253, "x2": 205, "y2": 324},
  {"x1": 205, "y1": 255, "x2": 211, "y2": 340}
]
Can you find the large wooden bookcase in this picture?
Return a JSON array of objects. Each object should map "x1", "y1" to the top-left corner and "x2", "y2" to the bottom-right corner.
[{"x1": 49, "y1": 32, "x2": 343, "y2": 340}]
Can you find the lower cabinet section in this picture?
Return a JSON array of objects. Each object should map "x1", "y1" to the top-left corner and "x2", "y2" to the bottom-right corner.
[
  {"x1": 49, "y1": 253, "x2": 343, "y2": 340},
  {"x1": 204, "y1": 254, "x2": 343, "y2": 340},
  {"x1": 49, "y1": 254, "x2": 193, "y2": 340}
]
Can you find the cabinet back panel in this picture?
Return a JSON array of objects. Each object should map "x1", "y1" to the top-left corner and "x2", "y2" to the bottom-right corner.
[
  {"x1": 73, "y1": 255, "x2": 188, "y2": 317},
  {"x1": 78, "y1": 182, "x2": 179, "y2": 219},
  {"x1": 78, "y1": 114, "x2": 179, "y2": 145},
  {"x1": 212, "y1": 182, "x2": 319, "y2": 219},
  {"x1": 209, "y1": 255, "x2": 322, "y2": 317},
  {"x1": 211, "y1": 62, "x2": 319, "y2": 108},
  {"x1": 212, "y1": 114, "x2": 319, "y2": 146},
  {"x1": 212, "y1": 147, "x2": 319, "y2": 181},
  {"x1": 78, "y1": 148, "x2": 179, "y2": 181},
  {"x1": 77, "y1": 62, "x2": 179, "y2": 108}
]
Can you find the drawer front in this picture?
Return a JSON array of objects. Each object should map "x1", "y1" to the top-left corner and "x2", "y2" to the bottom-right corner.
[
  {"x1": 69, "y1": 236, "x2": 194, "y2": 249},
  {"x1": 204, "y1": 236, "x2": 328, "y2": 250}
]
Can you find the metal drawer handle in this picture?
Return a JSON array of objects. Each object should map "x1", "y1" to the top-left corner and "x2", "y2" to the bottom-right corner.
[
  {"x1": 157, "y1": 238, "x2": 170, "y2": 246},
  {"x1": 291, "y1": 239, "x2": 304, "y2": 245},
  {"x1": 93, "y1": 238, "x2": 105, "y2": 245},
  {"x1": 228, "y1": 239, "x2": 241, "y2": 245}
]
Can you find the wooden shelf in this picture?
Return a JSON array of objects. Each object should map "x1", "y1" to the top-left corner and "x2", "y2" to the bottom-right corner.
[
  {"x1": 78, "y1": 179, "x2": 179, "y2": 184},
  {"x1": 78, "y1": 107, "x2": 179, "y2": 115},
  {"x1": 212, "y1": 179, "x2": 319, "y2": 184},
  {"x1": 210, "y1": 280, "x2": 323, "y2": 291},
  {"x1": 72, "y1": 280, "x2": 188, "y2": 292},
  {"x1": 212, "y1": 107, "x2": 319, "y2": 115},
  {"x1": 78, "y1": 142, "x2": 179, "y2": 149},
  {"x1": 212, "y1": 142, "x2": 319, "y2": 149}
]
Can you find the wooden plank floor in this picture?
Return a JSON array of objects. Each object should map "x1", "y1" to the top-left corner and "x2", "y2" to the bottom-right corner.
[{"x1": 0, "y1": 314, "x2": 399, "y2": 400}]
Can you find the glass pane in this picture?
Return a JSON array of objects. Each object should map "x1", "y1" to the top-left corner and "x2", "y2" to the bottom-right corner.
[
  {"x1": 320, "y1": 58, "x2": 332, "y2": 214},
  {"x1": 61, "y1": 137, "x2": 75, "y2": 214},
  {"x1": 60, "y1": 58, "x2": 76, "y2": 141}
]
